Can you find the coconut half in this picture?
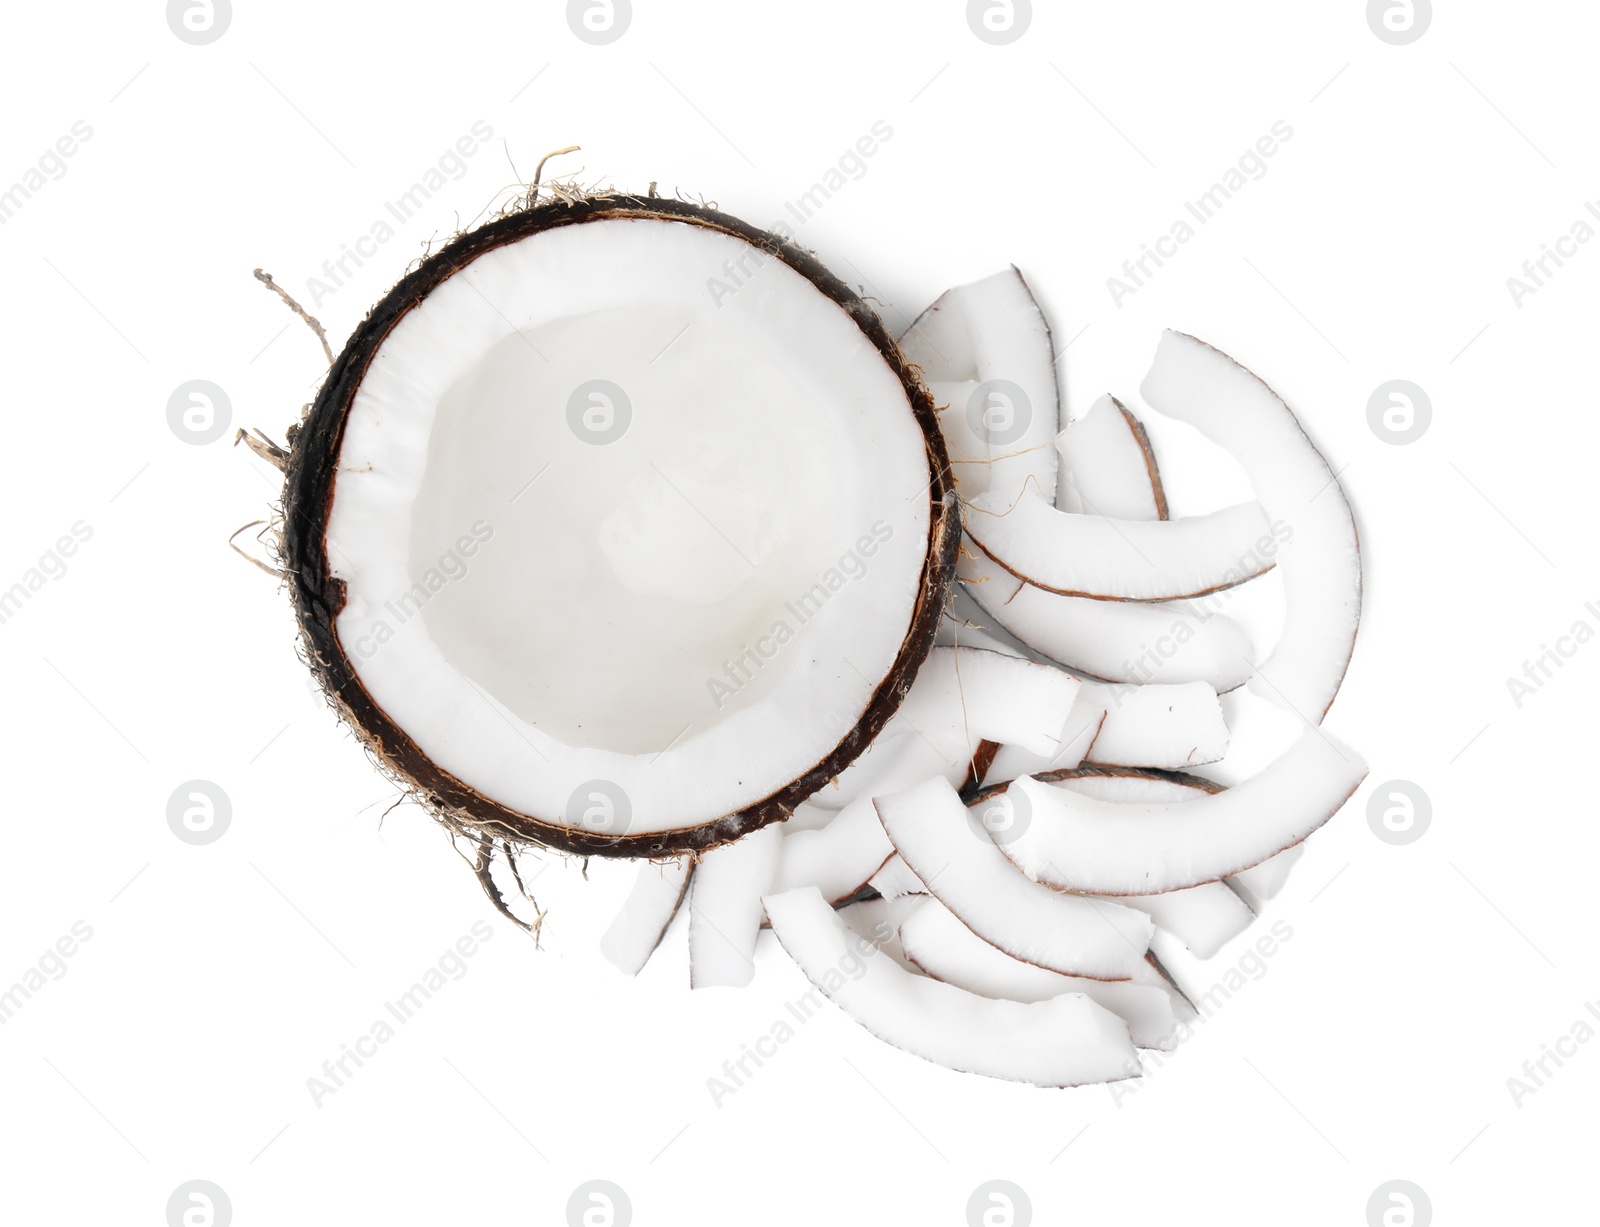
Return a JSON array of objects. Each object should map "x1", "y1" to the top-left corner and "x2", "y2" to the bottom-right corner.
[{"x1": 283, "y1": 195, "x2": 959, "y2": 857}]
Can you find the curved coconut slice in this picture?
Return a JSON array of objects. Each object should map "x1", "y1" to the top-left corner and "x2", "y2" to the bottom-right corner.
[
  {"x1": 1056, "y1": 395, "x2": 1169, "y2": 520},
  {"x1": 600, "y1": 856, "x2": 692, "y2": 975},
  {"x1": 971, "y1": 772, "x2": 1252, "y2": 958},
  {"x1": 899, "y1": 268, "x2": 1059, "y2": 504},
  {"x1": 689, "y1": 825, "x2": 782, "y2": 989},
  {"x1": 763, "y1": 886, "x2": 1139, "y2": 1087},
  {"x1": 1043, "y1": 765, "x2": 1304, "y2": 910},
  {"x1": 965, "y1": 489, "x2": 1274, "y2": 602},
  {"x1": 283, "y1": 195, "x2": 960, "y2": 858},
  {"x1": 898, "y1": 899, "x2": 1179, "y2": 1049},
  {"x1": 959, "y1": 548, "x2": 1255, "y2": 691},
  {"x1": 875, "y1": 776, "x2": 1153, "y2": 980},
  {"x1": 1083, "y1": 682, "x2": 1230, "y2": 769},
  {"x1": 1140, "y1": 330, "x2": 1361, "y2": 719},
  {"x1": 1002, "y1": 730, "x2": 1368, "y2": 895}
]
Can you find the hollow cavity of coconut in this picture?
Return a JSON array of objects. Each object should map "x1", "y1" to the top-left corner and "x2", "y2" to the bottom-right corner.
[{"x1": 284, "y1": 194, "x2": 959, "y2": 858}]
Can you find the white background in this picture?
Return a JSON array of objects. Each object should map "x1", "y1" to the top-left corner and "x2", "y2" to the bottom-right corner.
[{"x1": 1, "y1": 1, "x2": 1593, "y2": 1223}]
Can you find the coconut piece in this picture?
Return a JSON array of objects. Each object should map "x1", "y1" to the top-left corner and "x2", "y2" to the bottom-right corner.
[
  {"x1": 1083, "y1": 682, "x2": 1230, "y2": 769},
  {"x1": 1229, "y1": 845, "x2": 1305, "y2": 905},
  {"x1": 900, "y1": 268, "x2": 1059, "y2": 503},
  {"x1": 1056, "y1": 394, "x2": 1169, "y2": 520},
  {"x1": 1140, "y1": 330, "x2": 1360, "y2": 719},
  {"x1": 958, "y1": 547, "x2": 1254, "y2": 691},
  {"x1": 970, "y1": 771, "x2": 1252, "y2": 958},
  {"x1": 1095, "y1": 881, "x2": 1254, "y2": 960},
  {"x1": 868, "y1": 853, "x2": 928, "y2": 901},
  {"x1": 965, "y1": 489, "x2": 1275, "y2": 603},
  {"x1": 822, "y1": 645, "x2": 1083, "y2": 812},
  {"x1": 898, "y1": 899, "x2": 1180, "y2": 1049},
  {"x1": 885, "y1": 645, "x2": 1081, "y2": 757},
  {"x1": 984, "y1": 698, "x2": 1105, "y2": 783},
  {"x1": 770, "y1": 794, "x2": 894, "y2": 903},
  {"x1": 762, "y1": 886, "x2": 1139, "y2": 1087},
  {"x1": 1041, "y1": 765, "x2": 1299, "y2": 912},
  {"x1": 837, "y1": 895, "x2": 924, "y2": 957},
  {"x1": 875, "y1": 776, "x2": 1153, "y2": 980},
  {"x1": 282, "y1": 194, "x2": 960, "y2": 859},
  {"x1": 600, "y1": 856, "x2": 693, "y2": 975},
  {"x1": 688, "y1": 826, "x2": 783, "y2": 989},
  {"x1": 1001, "y1": 730, "x2": 1367, "y2": 895}
]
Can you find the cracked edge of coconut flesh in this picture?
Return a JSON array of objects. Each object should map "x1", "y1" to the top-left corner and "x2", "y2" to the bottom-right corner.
[
  {"x1": 762, "y1": 886, "x2": 1141, "y2": 1087},
  {"x1": 273, "y1": 187, "x2": 962, "y2": 867}
]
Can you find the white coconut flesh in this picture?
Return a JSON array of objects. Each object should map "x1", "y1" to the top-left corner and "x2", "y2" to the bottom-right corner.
[
  {"x1": 600, "y1": 857, "x2": 692, "y2": 975},
  {"x1": 1050, "y1": 770, "x2": 1302, "y2": 911},
  {"x1": 762, "y1": 887, "x2": 1139, "y2": 1087},
  {"x1": 323, "y1": 216, "x2": 936, "y2": 837},
  {"x1": 897, "y1": 898, "x2": 1180, "y2": 1050},
  {"x1": 1140, "y1": 330, "x2": 1361, "y2": 720},
  {"x1": 688, "y1": 824, "x2": 782, "y2": 989},
  {"x1": 769, "y1": 793, "x2": 894, "y2": 904},
  {"x1": 899, "y1": 268, "x2": 1059, "y2": 503},
  {"x1": 959, "y1": 547, "x2": 1255, "y2": 691},
  {"x1": 875, "y1": 776, "x2": 1154, "y2": 981},
  {"x1": 1082, "y1": 681, "x2": 1231, "y2": 769},
  {"x1": 814, "y1": 645, "x2": 1081, "y2": 813},
  {"x1": 964, "y1": 489, "x2": 1275, "y2": 603},
  {"x1": 1056, "y1": 394, "x2": 1167, "y2": 520},
  {"x1": 1229, "y1": 844, "x2": 1304, "y2": 904},
  {"x1": 868, "y1": 853, "x2": 928, "y2": 901},
  {"x1": 1000, "y1": 729, "x2": 1367, "y2": 896}
]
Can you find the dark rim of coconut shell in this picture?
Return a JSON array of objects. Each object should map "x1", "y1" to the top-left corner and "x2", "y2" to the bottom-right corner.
[{"x1": 281, "y1": 191, "x2": 960, "y2": 860}]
